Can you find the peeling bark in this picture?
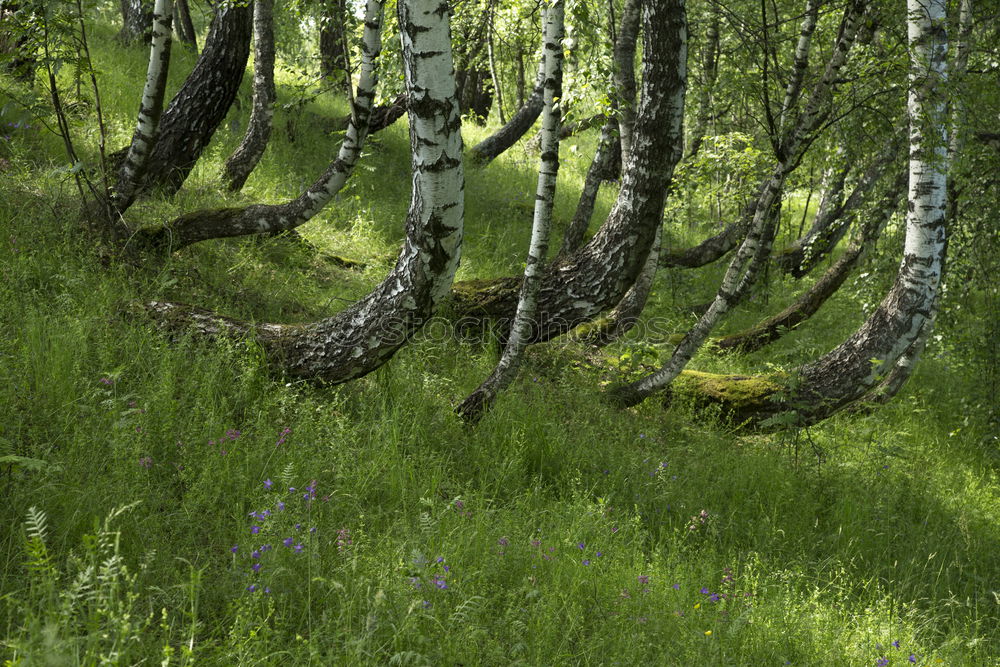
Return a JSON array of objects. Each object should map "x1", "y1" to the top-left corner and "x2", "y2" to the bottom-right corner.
[
  {"x1": 580, "y1": 225, "x2": 662, "y2": 346},
  {"x1": 610, "y1": 0, "x2": 868, "y2": 408},
  {"x1": 451, "y1": 0, "x2": 688, "y2": 344},
  {"x1": 457, "y1": 0, "x2": 564, "y2": 423},
  {"x1": 146, "y1": 0, "x2": 464, "y2": 385},
  {"x1": 651, "y1": 0, "x2": 950, "y2": 427},
  {"x1": 137, "y1": 0, "x2": 385, "y2": 251},
  {"x1": 126, "y1": 3, "x2": 252, "y2": 197},
  {"x1": 222, "y1": 0, "x2": 277, "y2": 192}
]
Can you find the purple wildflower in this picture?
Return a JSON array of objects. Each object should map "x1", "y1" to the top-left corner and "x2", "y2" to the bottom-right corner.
[
  {"x1": 251, "y1": 563, "x2": 262, "y2": 572},
  {"x1": 876, "y1": 659, "x2": 888, "y2": 667},
  {"x1": 700, "y1": 587, "x2": 710, "y2": 595},
  {"x1": 283, "y1": 537, "x2": 294, "y2": 547},
  {"x1": 672, "y1": 583, "x2": 680, "y2": 590},
  {"x1": 891, "y1": 641, "x2": 900, "y2": 649},
  {"x1": 638, "y1": 575, "x2": 650, "y2": 585},
  {"x1": 251, "y1": 550, "x2": 261, "y2": 559},
  {"x1": 230, "y1": 545, "x2": 238, "y2": 553},
  {"x1": 250, "y1": 526, "x2": 261, "y2": 535},
  {"x1": 908, "y1": 656, "x2": 916, "y2": 664},
  {"x1": 263, "y1": 479, "x2": 273, "y2": 490},
  {"x1": 582, "y1": 559, "x2": 591, "y2": 566},
  {"x1": 294, "y1": 544, "x2": 304, "y2": 554},
  {"x1": 577, "y1": 542, "x2": 585, "y2": 550},
  {"x1": 247, "y1": 584, "x2": 257, "y2": 592}
]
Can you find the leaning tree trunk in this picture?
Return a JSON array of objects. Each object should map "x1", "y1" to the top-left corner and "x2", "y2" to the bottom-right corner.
[
  {"x1": 451, "y1": 0, "x2": 687, "y2": 345},
  {"x1": 610, "y1": 0, "x2": 867, "y2": 408},
  {"x1": 119, "y1": 0, "x2": 153, "y2": 45},
  {"x1": 222, "y1": 0, "x2": 276, "y2": 191},
  {"x1": 457, "y1": 0, "x2": 564, "y2": 423},
  {"x1": 557, "y1": 116, "x2": 618, "y2": 256},
  {"x1": 123, "y1": 3, "x2": 252, "y2": 198},
  {"x1": 146, "y1": 0, "x2": 464, "y2": 384},
  {"x1": 112, "y1": 0, "x2": 173, "y2": 216},
  {"x1": 776, "y1": 134, "x2": 902, "y2": 277},
  {"x1": 653, "y1": 0, "x2": 950, "y2": 427},
  {"x1": 468, "y1": 46, "x2": 546, "y2": 165},
  {"x1": 715, "y1": 170, "x2": 905, "y2": 354},
  {"x1": 137, "y1": 0, "x2": 384, "y2": 251}
]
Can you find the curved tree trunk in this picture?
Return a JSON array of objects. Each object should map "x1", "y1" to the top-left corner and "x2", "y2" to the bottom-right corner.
[
  {"x1": 457, "y1": 0, "x2": 564, "y2": 423},
  {"x1": 715, "y1": 170, "x2": 905, "y2": 354},
  {"x1": 659, "y1": 0, "x2": 950, "y2": 427},
  {"x1": 147, "y1": 0, "x2": 464, "y2": 384},
  {"x1": 451, "y1": 0, "x2": 688, "y2": 344},
  {"x1": 776, "y1": 134, "x2": 901, "y2": 277},
  {"x1": 112, "y1": 0, "x2": 173, "y2": 216},
  {"x1": 137, "y1": 0, "x2": 384, "y2": 251},
  {"x1": 222, "y1": 0, "x2": 276, "y2": 192},
  {"x1": 468, "y1": 47, "x2": 546, "y2": 165},
  {"x1": 174, "y1": 0, "x2": 196, "y2": 51},
  {"x1": 659, "y1": 216, "x2": 746, "y2": 269},
  {"x1": 610, "y1": 0, "x2": 868, "y2": 408},
  {"x1": 580, "y1": 225, "x2": 662, "y2": 346},
  {"x1": 557, "y1": 116, "x2": 618, "y2": 256},
  {"x1": 119, "y1": 0, "x2": 153, "y2": 45},
  {"x1": 126, "y1": 3, "x2": 252, "y2": 197}
]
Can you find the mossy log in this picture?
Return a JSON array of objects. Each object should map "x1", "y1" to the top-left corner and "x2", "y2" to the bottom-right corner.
[
  {"x1": 670, "y1": 370, "x2": 787, "y2": 428},
  {"x1": 446, "y1": 277, "x2": 522, "y2": 337}
]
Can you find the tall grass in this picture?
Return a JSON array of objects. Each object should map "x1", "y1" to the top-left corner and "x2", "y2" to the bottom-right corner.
[{"x1": 0, "y1": 11, "x2": 997, "y2": 666}]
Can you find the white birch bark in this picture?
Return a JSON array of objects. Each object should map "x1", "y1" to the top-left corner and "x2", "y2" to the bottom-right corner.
[
  {"x1": 141, "y1": 0, "x2": 385, "y2": 249},
  {"x1": 778, "y1": 0, "x2": 820, "y2": 136},
  {"x1": 612, "y1": 0, "x2": 867, "y2": 407},
  {"x1": 114, "y1": 0, "x2": 172, "y2": 213},
  {"x1": 222, "y1": 0, "x2": 277, "y2": 192},
  {"x1": 147, "y1": 0, "x2": 464, "y2": 384},
  {"x1": 457, "y1": 0, "x2": 564, "y2": 422}
]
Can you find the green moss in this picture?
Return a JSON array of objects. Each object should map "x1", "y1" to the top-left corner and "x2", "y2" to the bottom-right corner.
[{"x1": 673, "y1": 370, "x2": 787, "y2": 427}]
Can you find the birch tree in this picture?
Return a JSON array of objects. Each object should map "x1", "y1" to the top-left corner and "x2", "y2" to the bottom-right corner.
[
  {"x1": 137, "y1": 0, "x2": 384, "y2": 250},
  {"x1": 458, "y1": 0, "x2": 564, "y2": 422},
  {"x1": 610, "y1": 0, "x2": 868, "y2": 408},
  {"x1": 119, "y1": 2, "x2": 252, "y2": 198},
  {"x1": 112, "y1": 0, "x2": 172, "y2": 215},
  {"x1": 615, "y1": 0, "x2": 951, "y2": 425},
  {"x1": 222, "y1": 0, "x2": 277, "y2": 192},
  {"x1": 146, "y1": 0, "x2": 464, "y2": 385},
  {"x1": 451, "y1": 0, "x2": 688, "y2": 344}
]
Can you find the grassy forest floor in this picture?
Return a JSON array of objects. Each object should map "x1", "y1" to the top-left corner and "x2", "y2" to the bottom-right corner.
[{"x1": 1, "y1": 14, "x2": 998, "y2": 667}]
